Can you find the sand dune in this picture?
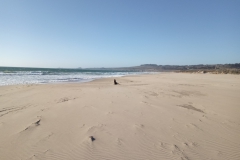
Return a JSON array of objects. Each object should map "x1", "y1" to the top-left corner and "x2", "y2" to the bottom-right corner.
[{"x1": 0, "y1": 73, "x2": 240, "y2": 160}]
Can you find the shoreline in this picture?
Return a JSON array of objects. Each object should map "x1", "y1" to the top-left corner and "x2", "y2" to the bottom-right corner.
[
  {"x1": 2, "y1": 71, "x2": 239, "y2": 87},
  {"x1": 0, "y1": 72, "x2": 154, "y2": 87}
]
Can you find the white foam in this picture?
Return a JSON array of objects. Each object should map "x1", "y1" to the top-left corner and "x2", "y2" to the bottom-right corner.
[{"x1": 0, "y1": 71, "x2": 146, "y2": 86}]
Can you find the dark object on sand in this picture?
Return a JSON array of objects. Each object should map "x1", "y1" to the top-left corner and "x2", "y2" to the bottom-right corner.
[
  {"x1": 89, "y1": 136, "x2": 95, "y2": 141},
  {"x1": 114, "y1": 79, "x2": 119, "y2": 85}
]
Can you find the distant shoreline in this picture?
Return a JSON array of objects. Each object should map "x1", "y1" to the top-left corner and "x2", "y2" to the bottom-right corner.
[{"x1": 1, "y1": 63, "x2": 240, "y2": 74}]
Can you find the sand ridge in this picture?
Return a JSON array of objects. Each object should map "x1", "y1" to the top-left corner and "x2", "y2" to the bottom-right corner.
[{"x1": 0, "y1": 73, "x2": 240, "y2": 160}]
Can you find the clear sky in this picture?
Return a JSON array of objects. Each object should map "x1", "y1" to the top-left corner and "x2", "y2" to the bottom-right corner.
[{"x1": 0, "y1": 0, "x2": 239, "y2": 68}]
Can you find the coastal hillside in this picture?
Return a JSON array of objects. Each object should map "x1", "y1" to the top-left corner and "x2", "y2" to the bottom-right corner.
[{"x1": 86, "y1": 63, "x2": 240, "y2": 74}]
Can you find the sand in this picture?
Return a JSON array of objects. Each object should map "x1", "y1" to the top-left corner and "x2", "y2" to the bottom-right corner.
[{"x1": 0, "y1": 73, "x2": 240, "y2": 160}]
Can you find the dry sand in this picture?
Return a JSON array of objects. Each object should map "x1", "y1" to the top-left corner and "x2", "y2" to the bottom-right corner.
[{"x1": 0, "y1": 73, "x2": 240, "y2": 160}]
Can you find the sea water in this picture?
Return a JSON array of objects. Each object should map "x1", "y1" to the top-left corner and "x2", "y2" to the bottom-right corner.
[{"x1": 0, "y1": 67, "x2": 144, "y2": 86}]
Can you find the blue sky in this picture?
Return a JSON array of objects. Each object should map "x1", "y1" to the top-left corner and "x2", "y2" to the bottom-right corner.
[{"x1": 0, "y1": 0, "x2": 239, "y2": 68}]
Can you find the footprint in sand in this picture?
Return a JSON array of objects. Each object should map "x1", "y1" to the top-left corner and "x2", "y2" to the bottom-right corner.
[
  {"x1": 116, "y1": 138, "x2": 124, "y2": 145},
  {"x1": 24, "y1": 119, "x2": 41, "y2": 131},
  {"x1": 178, "y1": 104, "x2": 204, "y2": 113},
  {"x1": 158, "y1": 142, "x2": 190, "y2": 160},
  {"x1": 58, "y1": 97, "x2": 69, "y2": 103},
  {"x1": 57, "y1": 97, "x2": 77, "y2": 103}
]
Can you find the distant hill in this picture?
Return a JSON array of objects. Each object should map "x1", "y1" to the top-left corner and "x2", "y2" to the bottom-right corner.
[
  {"x1": 85, "y1": 63, "x2": 240, "y2": 74},
  {"x1": 1, "y1": 63, "x2": 240, "y2": 74}
]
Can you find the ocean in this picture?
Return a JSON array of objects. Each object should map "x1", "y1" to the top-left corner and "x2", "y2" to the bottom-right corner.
[{"x1": 0, "y1": 67, "x2": 144, "y2": 86}]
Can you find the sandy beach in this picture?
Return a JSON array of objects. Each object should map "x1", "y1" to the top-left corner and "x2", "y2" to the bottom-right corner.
[{"x1": 0, "y1": 73, "x2": 240, "y2": 160}]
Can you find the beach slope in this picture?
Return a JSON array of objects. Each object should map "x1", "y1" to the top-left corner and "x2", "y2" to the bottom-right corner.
[{"x1": 0, "y1": 73, "x2": 240, "y2": 160}]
